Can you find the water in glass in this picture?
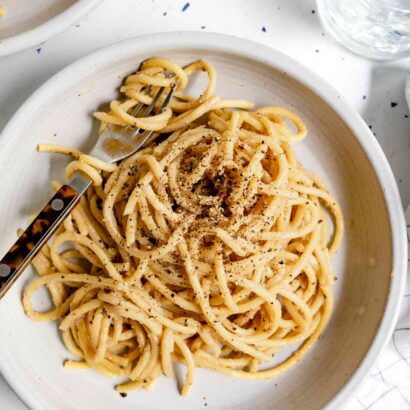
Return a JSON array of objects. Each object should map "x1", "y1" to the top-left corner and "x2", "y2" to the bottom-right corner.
[{"x1": 318, "y1": 0, "x2": 410, "y2": 60}]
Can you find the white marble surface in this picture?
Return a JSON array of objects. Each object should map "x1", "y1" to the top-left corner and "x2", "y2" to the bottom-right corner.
[{"x1": 0, "y1": 0, "x2": 408, "y2": 408}]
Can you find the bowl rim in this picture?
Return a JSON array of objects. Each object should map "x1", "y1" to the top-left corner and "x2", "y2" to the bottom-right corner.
[
  {"x1": 0, "y1": 0, "x2": 103, "y2": 57},
  {"x1": 0, "y1": 31, "x2": 407, "y2": 409}
]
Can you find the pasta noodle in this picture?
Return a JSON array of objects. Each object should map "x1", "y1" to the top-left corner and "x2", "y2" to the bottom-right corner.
[{"x1": 24, "y1": 58, "x2": 344, "y2": 396}]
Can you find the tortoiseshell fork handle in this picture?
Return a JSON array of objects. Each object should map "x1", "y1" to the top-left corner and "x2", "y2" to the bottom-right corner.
[{"x1": 0, "y1": 185, "x2": 80, "y2": 299}]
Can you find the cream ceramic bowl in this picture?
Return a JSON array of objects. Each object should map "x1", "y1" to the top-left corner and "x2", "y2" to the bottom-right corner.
[
  {"x1": 0, "y1": 0, "x2": 102, "y2": 57},
  {"x1": 0, "y1": 32, "x2": 406, "y2": 410}
]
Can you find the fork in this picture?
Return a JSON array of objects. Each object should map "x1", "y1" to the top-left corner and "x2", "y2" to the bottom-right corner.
[{"x1": 0, "y1": 83, "x2": 175, "y2": 299}]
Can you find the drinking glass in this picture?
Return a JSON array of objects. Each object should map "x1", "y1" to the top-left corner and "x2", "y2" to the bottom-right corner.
[{"x1": 317, "y1": 0, "x2": 410, "y2": 60}]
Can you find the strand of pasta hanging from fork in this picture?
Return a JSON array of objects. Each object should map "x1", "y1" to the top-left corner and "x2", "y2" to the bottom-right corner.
[{"x1": 24, "y1": 57, "x2": 344, "y2": 397}]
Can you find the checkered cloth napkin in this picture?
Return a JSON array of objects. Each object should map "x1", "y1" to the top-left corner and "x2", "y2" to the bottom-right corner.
[{"x1": 346, "y1": 205, "x2": 410, "y2": 410}]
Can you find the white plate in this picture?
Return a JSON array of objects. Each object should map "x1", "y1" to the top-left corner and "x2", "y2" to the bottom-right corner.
[
  {"x1": 0, "y1": 0, "x2": 102, "y2": 57},
  {"x1": 0, "y1": 32, "x2": 406, "y2": 410}
]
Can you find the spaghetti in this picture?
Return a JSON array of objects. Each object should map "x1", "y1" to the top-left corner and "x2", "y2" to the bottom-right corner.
[{"x1": 23, "y1": 58, "x2": 344, "y2": 396}]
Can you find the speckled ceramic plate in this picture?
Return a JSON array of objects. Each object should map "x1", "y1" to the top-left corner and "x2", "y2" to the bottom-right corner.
[
  {"x1": 0, "y1": 0, "x2": 102, "y2": 57},
  {"x1": 0, "y1": 32, "x2": 406, "y2": 410}
]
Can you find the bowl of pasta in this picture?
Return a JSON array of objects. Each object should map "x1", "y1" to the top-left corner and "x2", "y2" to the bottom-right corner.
[
  {"x1": 0, "y1": 32, "x2": 406, "y2": 410},
  {"x1": 0, "y1": 0, "x2": 102, "y2": 57}
]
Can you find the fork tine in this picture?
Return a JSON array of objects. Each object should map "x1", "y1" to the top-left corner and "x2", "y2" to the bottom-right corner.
[
  {"x1": 129, "y1": 86, "x2": 166, "y2": 138},
  {"x1": 133, "y1": 85, "x2": 176, "y2": 148},
  {"x1": 160, "y1": 84, "x2": 176, "y2": 110},
  {"x1": 130, "y1": 85, "x2": 153, "y2": 118},
  {"x1": 141, "y1": 86, "x2": 165, "y2": 118}
]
